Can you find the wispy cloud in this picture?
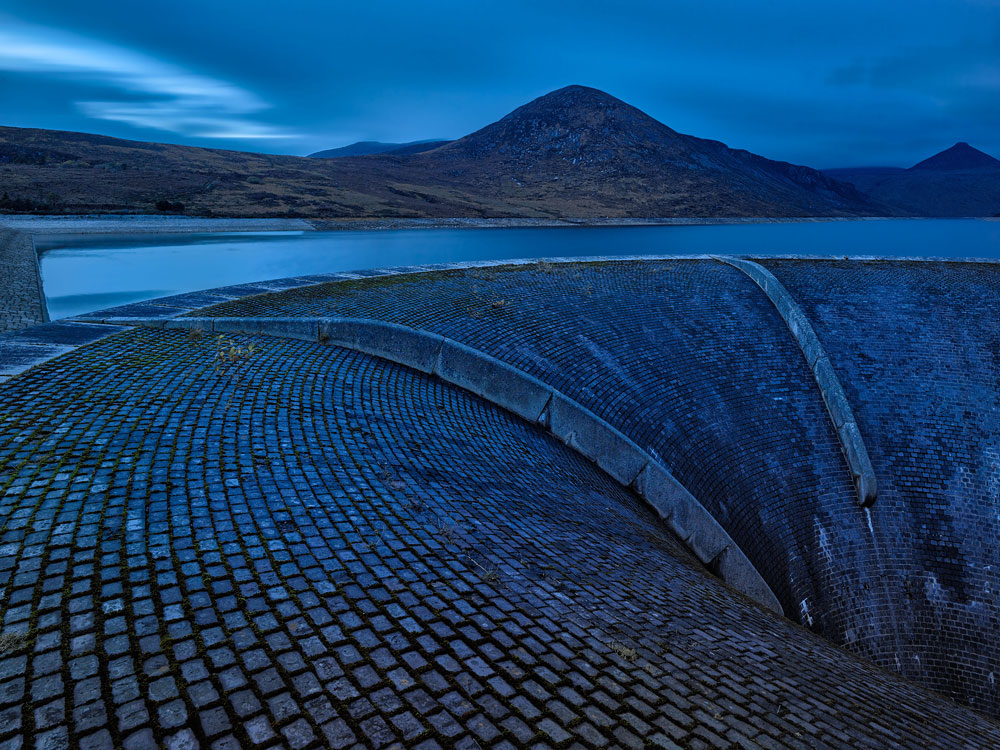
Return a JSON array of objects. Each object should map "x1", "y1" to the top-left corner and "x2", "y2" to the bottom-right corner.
[{"x1": 0, "y1": 17, "x2": 298, "y2": 140}]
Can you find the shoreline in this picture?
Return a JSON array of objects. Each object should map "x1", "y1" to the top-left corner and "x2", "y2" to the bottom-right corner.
[{"x1": 0, "y1": 214, "x2": 924, "y2": 235}]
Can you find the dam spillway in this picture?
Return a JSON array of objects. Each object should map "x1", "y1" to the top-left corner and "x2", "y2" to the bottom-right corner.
[{"x1": 2, "y1": 246, "x2": 1000, "y2": 747}]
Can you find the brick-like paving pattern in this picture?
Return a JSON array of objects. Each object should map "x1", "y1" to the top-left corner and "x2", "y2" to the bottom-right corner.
[
  {"x1": 2, "y1": 327, "x2": 999, "y2": 748},
  {"x1": 0, "y1": 232, "x2": 47, "y2": 333},
  {"x1": 762, "y1": 258, "x2": 1000, "y2": 716},
  {"x1": 191, "y1": 262, "x2": 888, "y2": 665}
]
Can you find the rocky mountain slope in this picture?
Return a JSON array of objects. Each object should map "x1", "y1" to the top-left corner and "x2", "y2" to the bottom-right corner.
[{"x1": 0, "y1": 85, "x2": 886, "y2": 218}]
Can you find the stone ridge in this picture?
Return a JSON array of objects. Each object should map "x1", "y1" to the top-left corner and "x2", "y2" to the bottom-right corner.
[
  {"x1": 714, "y1": 257, "x2": 877, "y2": 506},
  {"x1": 97, "y1": 313, "x2": 781, "y2": 613},
  {"x1": 1, "y1": 326, "x2": 1000, "y2": 749}
]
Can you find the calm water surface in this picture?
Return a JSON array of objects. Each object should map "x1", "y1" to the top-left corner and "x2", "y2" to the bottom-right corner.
[{"x1": 37, "y1": 219, "x2": 1000, "y2": 319}]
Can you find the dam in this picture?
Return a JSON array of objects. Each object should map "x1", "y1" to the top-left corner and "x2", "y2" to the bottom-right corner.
[{"x1": 2, "y1": 229, "x2": 1000, "y2": 747}]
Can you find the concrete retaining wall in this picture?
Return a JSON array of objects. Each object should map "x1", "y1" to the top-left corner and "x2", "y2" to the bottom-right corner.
[{"x1": 105, "y1": 313, "x2": 782, "y2": 614}]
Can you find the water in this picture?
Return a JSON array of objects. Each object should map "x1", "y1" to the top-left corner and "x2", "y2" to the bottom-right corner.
[{"x1": 36, "y1": 219, "x2": 1000, "y2": 319}]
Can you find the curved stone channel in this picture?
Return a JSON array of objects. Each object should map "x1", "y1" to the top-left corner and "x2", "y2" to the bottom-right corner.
[
  {"x1": 137, "y1": 255, "x2": 1000, "y2": 717},
  {"x1": 3, "y1": 254, "x2": 1000, "y2": 748},
  {"x1": 0, "y1": 326, "x2": 998, "y2": 749}
]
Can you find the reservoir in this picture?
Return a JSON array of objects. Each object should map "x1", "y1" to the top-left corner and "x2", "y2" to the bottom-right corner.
[{"x1": 35, "y1": 218, "x2": 1000, "y2": 319}]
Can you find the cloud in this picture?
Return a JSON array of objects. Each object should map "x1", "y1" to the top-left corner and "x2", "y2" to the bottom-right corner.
[
  {"x1": 828, "y1": 30, "x2": 1000, "y2": 102},
  {"x1": 0, "y1": 16, "x2": 298, "y2": 140}
]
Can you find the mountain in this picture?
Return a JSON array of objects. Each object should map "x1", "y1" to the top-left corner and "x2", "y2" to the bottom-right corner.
[
  {"x1": 823, "y1": 142, "x2": 1000, "y2": 216},
  {"x1": 309, "y1": 139, "x2": 449, "y2": 158},
  {"x1": 910, "y1": 142, "x2": 1000, "y2": 172},
  {"x1": 0, "y1": 85, "x2": 885, "y2": 219},
  {"x1": 401, "y1": 85, "x2": 883, "y2": 217}
]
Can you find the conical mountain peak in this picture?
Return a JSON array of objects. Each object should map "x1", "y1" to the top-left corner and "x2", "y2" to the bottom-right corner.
[{"x1": 910, "y1": 142, "x2": 1000, "y2": 171}]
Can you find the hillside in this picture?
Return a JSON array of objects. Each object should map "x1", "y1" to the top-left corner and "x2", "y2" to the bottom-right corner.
[
  {"x1": 0, "y1": 85, "x2": 886, "y2": 218},
  {"x1": 308, "y1": 139, "x2": 449, "y2": 158},
  {"x1": 823, "y1": 142, "x2": 1000, "y2": 216}
]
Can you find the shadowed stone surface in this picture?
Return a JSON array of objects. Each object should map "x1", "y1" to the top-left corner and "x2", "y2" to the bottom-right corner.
[
  {"x1": 761, "y1": 258, "x2": 1000, "y2": 716},
  {"x1": 716, "y1": 257, "x2": 877, "y2": 507},
  {"x1": 2, "y1": 327, "x2": 999, "y2": 748}
]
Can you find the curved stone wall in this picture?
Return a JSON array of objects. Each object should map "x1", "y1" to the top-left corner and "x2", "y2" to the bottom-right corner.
[
  {"x1": 114, "y1": 313, "x2": 782, "y2": 612},
  {"x1": 2, "y1": 325, "x2": 1000, "y2": 748},
  {"x1": 760, "y1": 258, "x2": 1000, "y2": 715},
  {"x1": 716, "y1": 257, "x2": 877, "y2": 506},
  {"x1": 185, "y1": 261, "x2": 896, "y2": 670}
]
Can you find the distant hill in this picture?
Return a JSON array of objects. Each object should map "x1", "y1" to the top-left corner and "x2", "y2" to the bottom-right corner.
[
  {"x1": 308, "y1": 139, "x2": 449, "y2": 158},
  {"x1": 823, "y1": 143, "x2": 1000, "y2": 217},
  {"x1": 911, "y1": 142, "x2": 1000, "y2": 172},
  {"x1": 0, "y1": 85, "x2": 886, "y2": 218}
]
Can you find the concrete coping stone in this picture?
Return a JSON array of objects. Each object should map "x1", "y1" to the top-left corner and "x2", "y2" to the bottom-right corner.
[
  {"x1": 436, "y1": 338, "x2": 552, "y2": 423},
  {"x1": 102, "y1": 313, "x2": 782, "y2": 615},
  {"x1": 714, "y1": 256, "x2": 878, "y2": 507}
]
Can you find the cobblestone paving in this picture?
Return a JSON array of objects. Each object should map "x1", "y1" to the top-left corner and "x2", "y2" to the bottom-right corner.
[
  {"x1": 2, "y1": 328, "x2": 1000, "y2": 748},
  {"x1": 0, "y1": 232, "x2": 47, "y2": 333},
  {"x1": 762, "y1": 258, "x2": 1000, "y2": 716},
  {"x1": 190, "y1": 262, "x2": 891, "y2": 668}
]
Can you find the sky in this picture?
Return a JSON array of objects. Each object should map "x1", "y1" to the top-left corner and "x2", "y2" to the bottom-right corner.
[{"x1": 0, "y1": 0, "x2": 998, "y2": 168}]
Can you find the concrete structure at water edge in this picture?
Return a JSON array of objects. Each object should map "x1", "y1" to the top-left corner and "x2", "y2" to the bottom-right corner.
[
  {"x1": 0, "y1": 231, "x2": 47, "y2": 333},
  {"x1": 2, "y1": 245, "x2": 1000, "y2": 749}
]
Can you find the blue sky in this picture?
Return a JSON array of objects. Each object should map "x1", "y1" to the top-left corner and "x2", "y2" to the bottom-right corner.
[{"x1": 1, "y1": 0, "x2": 997, "y2": 167}]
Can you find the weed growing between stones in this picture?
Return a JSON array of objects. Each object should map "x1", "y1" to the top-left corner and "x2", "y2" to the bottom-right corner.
[
  {"x1": 610, "y1": 640, "x2": 638, "y2": 662},
  {"x1": 468, "y1": 555, "x2": 501, "y2": 583},
  {"x1": 211, "y1": 334, "x2": 261, "y2": 408},
  {"x1": 212, "y1": 335, "x2": 259, "y2": 375},
  {"x1": 0, "y1": 630, "x2": 33, "y2": 654},
  {"x1": 432, "y1": 514, "x2": 460, "y2": 544}
]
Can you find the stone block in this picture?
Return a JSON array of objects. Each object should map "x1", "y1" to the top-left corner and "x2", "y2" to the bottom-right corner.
[
  {"x1": 319, "y1": 319, "x2": 443, "y2": 374},
  {"x1": 662, "y1": 489, "x2": 730, "y2": 566},
  {"x1": 839, "y1": 421, "x2": 878, "y2": 505},
  {"x1": 435, "y1": 339, "x2": 551, "y2": 422},
  {"x1": 546, "y1": 394, "x2": 647, "y2": 485},
  {"x1": 162, "y1": 318, "x2": 213, "y2": 332},
  {"x1": 712, "y1": 546, "x2": 784, "y2": 615},
  {"x1": 210, "y1": 318, "x2": 261, "y2": 336},
  {"x1": 838, "y1": 421, "x2": 866, "y2": 478},
  {"x1": 819, "y1": 381, "x2": 853, "y2": 430},
  {"x1": 632, "y1": 462, "x2": 688, "y2": 521},
  {"x1": 255, "y1": 318, "x2": 319, "y2": 342},
  {"x1": 783, "y1": 307, "x2": 810, "y2": 344},
  {"x1": 813, "y1": 358, "x2": 850, "y2": 428},
  {"x1": 857, "y1": 468, "x2": 878, "y2": 508},
  {"x1": 796, "y1": 329, "x2": 826, "y2": 368},
  {"x1": 103, "y1": 317, "x2": 166, "y2": 328}
]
